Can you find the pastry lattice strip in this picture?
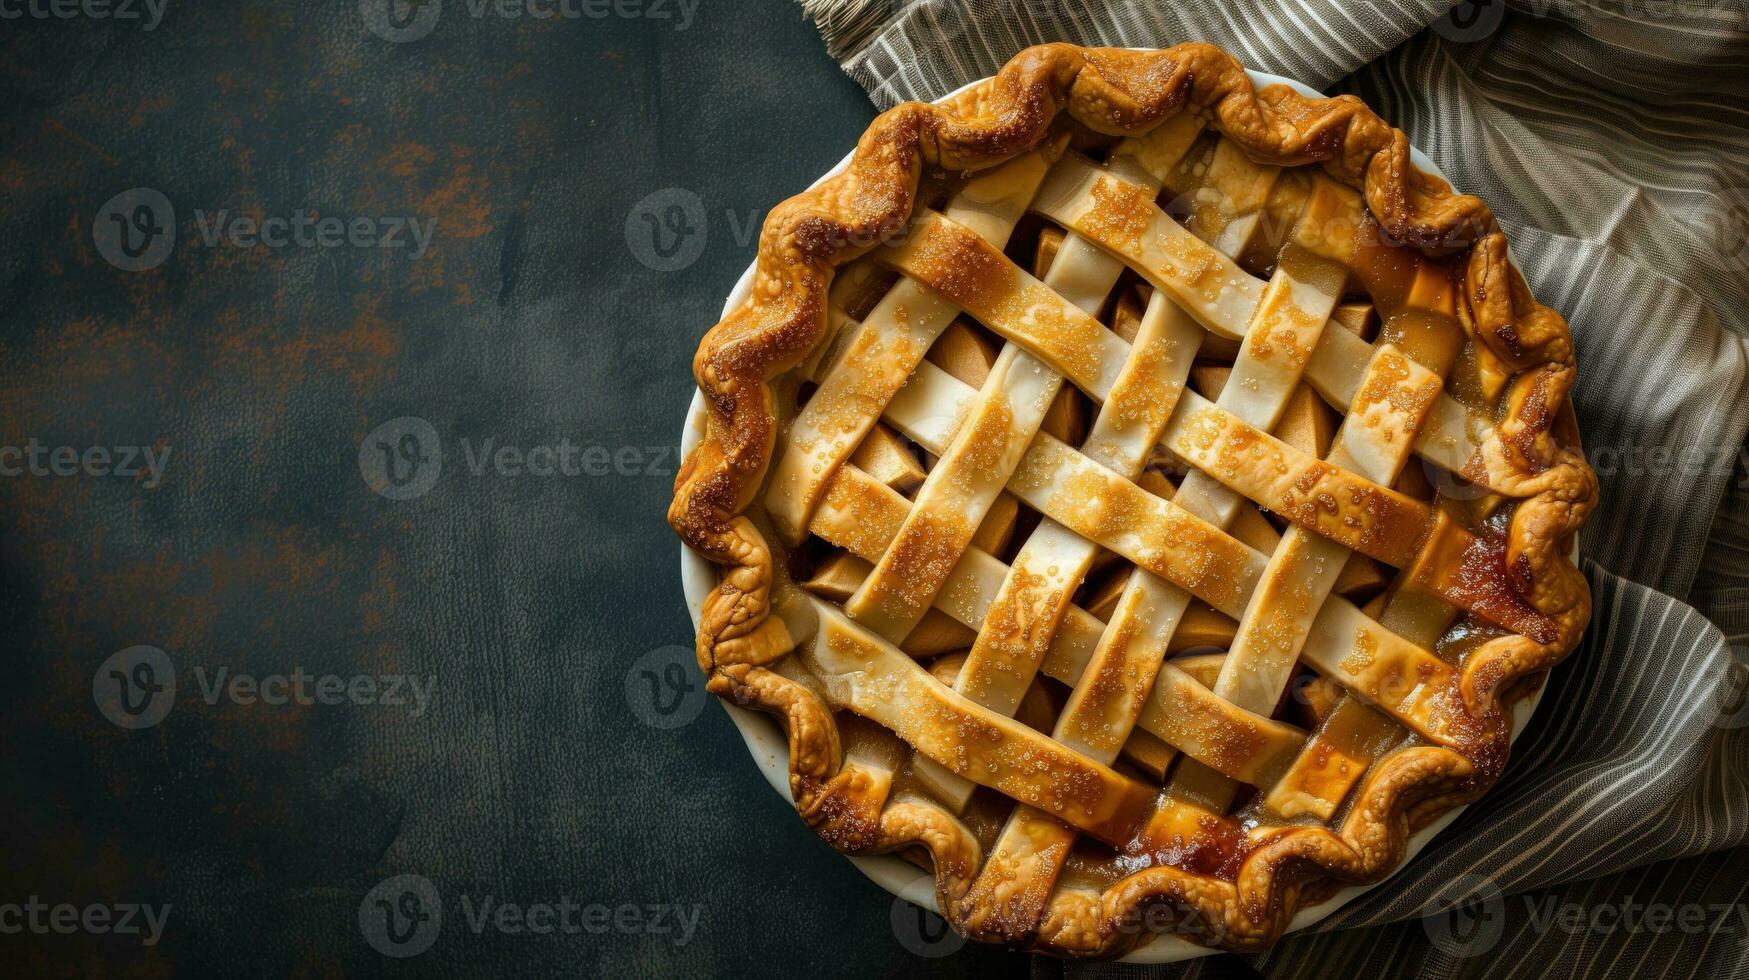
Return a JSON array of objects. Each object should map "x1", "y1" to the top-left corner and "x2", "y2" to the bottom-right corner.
[
  {"x1": 783, "y1": 120, "x2": 1221, "y2": 813},
  {"x1": 897, "y1": 132, "x2": 1348, "y2": 811},
  {"x1": 790, "y1": 138, "x2": 1490, "y2": 826},
  {"x1": 778, "y1": 113, "x2": 1567, "y2": 933},
  {"x1": 904, "y1": 117, "x2": 1213, "y2": 811},
  {"x1": 840, "y1": 350, "x2": 1463, "y2": 735},
  {"x1": 961, "y1": 339, "x2": 1458, "y2": 924},
  {"x1": 806, "y1": 148, "x2": 1555, "y2": 639},
  {"x1": 819, "y1": 182, "x2": 1539, "y2": 668},
  {"x1": 672, "y1": 42, "x2": 1596, "y2": 958},
  {"x1": 800, "y1": 124, "x2": 1415, "y2": 786}
]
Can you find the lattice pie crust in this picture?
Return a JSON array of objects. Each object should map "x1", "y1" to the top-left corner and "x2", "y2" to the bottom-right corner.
[{"x1": 669, "y1": 43, "x2": 1595, "y2": 956}]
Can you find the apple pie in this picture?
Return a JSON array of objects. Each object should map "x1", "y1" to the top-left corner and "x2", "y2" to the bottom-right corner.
[{"x1": 669, "y1": 42, "x2": 1595, "y2": 957}]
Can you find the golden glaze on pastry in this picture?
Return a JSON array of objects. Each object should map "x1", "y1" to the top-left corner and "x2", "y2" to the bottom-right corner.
[{"x1": 669, "y1": 42, "x2": 1594, "y2": 957}]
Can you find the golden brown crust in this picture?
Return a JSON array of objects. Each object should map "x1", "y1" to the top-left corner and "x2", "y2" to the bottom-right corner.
[{"x1": 669, "y1": 41, "x2": 1595, "y2": 957}]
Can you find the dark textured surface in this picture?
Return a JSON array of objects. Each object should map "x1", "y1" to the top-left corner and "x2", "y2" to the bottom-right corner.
[{"x1": 0, "y1": 2, "x2": 1031, "y2": 976}]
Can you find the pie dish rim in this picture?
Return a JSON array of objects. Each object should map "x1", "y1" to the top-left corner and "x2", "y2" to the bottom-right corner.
[
  {"x1": 680, "y1": 388, "x2": 1558, "y2": 963},
  {"x1": 674, "y1": 60, "x2": 1562, "y2": 963}
]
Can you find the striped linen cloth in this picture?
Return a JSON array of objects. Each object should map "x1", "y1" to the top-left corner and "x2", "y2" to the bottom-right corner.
[{"x1": 796, "y1": 2, "x2": 1749, "y2": 977}]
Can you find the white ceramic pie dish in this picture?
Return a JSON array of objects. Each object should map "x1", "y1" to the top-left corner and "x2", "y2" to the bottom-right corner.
[{"x1": 678, "y1": 64, "x2": 1550, "y2": 963}]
